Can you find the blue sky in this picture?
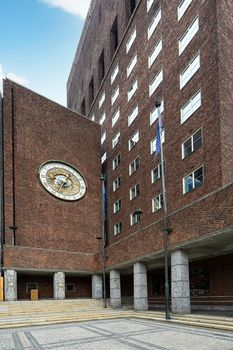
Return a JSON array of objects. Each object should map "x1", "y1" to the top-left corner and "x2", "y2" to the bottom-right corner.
[{"x1": 0, "y1": 0, "x2": 91, "y2": 106}]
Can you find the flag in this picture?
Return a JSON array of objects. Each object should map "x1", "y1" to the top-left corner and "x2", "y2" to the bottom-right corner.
[
  {"x1": 101, "y1": 175, "x2": 107, "y2": 221},
  {"x1": 155, "y1": 116, "x2": 163, "y2": 156}
]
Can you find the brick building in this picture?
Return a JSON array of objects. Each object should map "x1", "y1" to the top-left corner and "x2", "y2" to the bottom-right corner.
[{"x1": 67, "y1": 0, "x2": 233, "y2": 313}]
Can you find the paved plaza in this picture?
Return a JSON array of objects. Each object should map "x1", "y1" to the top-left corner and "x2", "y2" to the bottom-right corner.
[{"x1": 0, "y1": 318, "x2": 232, "y2": 350}]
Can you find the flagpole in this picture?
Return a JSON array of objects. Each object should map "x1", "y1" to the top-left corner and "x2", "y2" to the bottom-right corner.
[
  {"x1": 101, "y1": 174, "x2": 107, "y2": 308},
  {"x1": 155, "y1": 99, "x2": 170, "y2": 320}
]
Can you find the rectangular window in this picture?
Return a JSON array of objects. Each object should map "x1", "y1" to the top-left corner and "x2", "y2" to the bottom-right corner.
[
  {"x1": 112, "y1": 131, "x2": 120, "y2": 149},
  {"x1": 180, "y1": 53, "x2": 200, "y2": 89},
  {"x1": 91, "y1": 114, "x2": 95, "y2": 121},
  {"x1": 127, "y1": 54, "x2": 137, "y2": 77},
  {"x1": 147, "y1": 0, "x2": 155, "y2": 12},
  {"x1": 149, "y1": 69, "x2": 163, "y2": 97},
  {"x1": 130, "y1": 183, "x2": 140, "y2": 200},
  {"x1": 148, "y1": 38, "x2": 162, "y2": 68},
  {"x1": 65, "y1": 283, "x2": 75, "y2": 292},
  {"x1": 114, "y1": 222, "x2": 122, "y2": 235},
  {"x1": 99, "y1": 112, "x2": 106, "y2": 125},
  {"x1": 128, "y1": 130, "x2": 139, "y2": 150},
  {"x1": 110, "y1": 17, "x2": 118, "y2": 59},
  {"x1": 101, "y1": 152, "x2": 107, "y2": 164},
  {"x1": 182, "y1": 129, "x2": 202, "y2": 158},
  {"x1": 181, "y1": 90, "x2": 201, "y2": 124},
  {"x1": 113, "y1": 176, "x2": 121, "y2": 192},
  {"x1": 129, "y1": 156, "x2": 140, "y2": 175},
  {"x1": 178, "y1": 0, "x2": 192, "y2": 21},
  {"x1": 150, "y1": 99, "x2": 164, "y2": 126},
  {"x1": 179, "y1": 17, "x2": 199, "y2": 55},
  {"x1": 152, "y1": 194, "x2": 163, "y2": 212},
  {"x1": 26, "y1": 283, "x2": 38, "y2": 293},
  {"x1": 98, "y1": 50, "x2": 105, "y2": 85},
  {"x1": 101, "y1": 131, "x2": 106, "y2": 145},
  {"x1": 130, "y1": 210, "x2": 141, "y2": 226},
  {"x1": 114, "y1": 199, "x2": 121, "y2": 213},
  {"x1": 128, "y1": 105, "x2": 139, "y2": 126},
  {"x1": 111, "y1": 64, "x2": 119, "y2": 84},
  {"x1": 148, "y1": 8, "x2": 161, "y2": 39},
  {"x1": 113, "y1": 154, "x2": 121, "y2": 170},
  {"x1": 128, "y1": 80, "x2": 138, "y2": 101},
  {"x1": 89, "y1": 77, "x2": 94, "y2": 108},
  {"x1": 81, "y1": 98, "x2": 86, "y2": 115},
  {"x1": 112, "y1": 109, "x2": 120, "y2": 127},
  {"x1": 183, "y1": 166, "x2": 204, "y2": 194},
  {"x1": 126, "y1": 27, "x2": 137, "y2": 53},
  {"x1": 151, "y1": 130, "x2": 165, "y2": 154},
  {"x1": 99, "y1": 92, "x2": 105, "y2": 109},
  {"x1": 111, "y1": 86, "x2": 119, "y2": 106},
  {"x1": 151, "y1": 163, "x2": 162, "y2": 183}
]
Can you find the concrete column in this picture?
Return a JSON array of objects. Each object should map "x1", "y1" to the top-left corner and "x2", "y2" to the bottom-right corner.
[
  {"x1": 92, "y1": 275, "x2": 103, "y2": 299},
  {"x1": 53, "y1": 272, "x2": 65, "y2": 300},
  {"x1": 171, "y1": 250, "x2": 191, "y2": 314},
  {"x1": 4, "y1": 270, "x2": 17, "y2": 301},
  {"x1": 134, "y1": 262, "x2": 148, "y2": 311},
  {"x1": 110, "y1": 270, "x2": 121, "y2": 308}
]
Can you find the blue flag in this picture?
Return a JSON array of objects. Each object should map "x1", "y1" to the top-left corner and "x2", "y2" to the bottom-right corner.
[{"x1": 155, "y1": 117, "x2": 163, "y2": 156}]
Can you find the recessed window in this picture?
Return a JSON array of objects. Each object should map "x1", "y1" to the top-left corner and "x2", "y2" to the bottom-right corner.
[
  {"x1": 178, "y1": 0, "x2": 193, "y2": 21},
  {"x1": 181, "y1": 90, "x2": 201, "y2": 124},
  {"x1": 112, "y1": 109, "x2": 120, "y2": 127},
  {"x1": 148, "y1": 8, "x2": 161, "y2": 39},
  {"x1": 112, "y1": 131, "x2": 120, "y2": 149},
  {"x1": 130, "y1": 183, "x2": 140, "y2": 200},
  {"x1": 125, "y1": 0, "x2": 136, "y2": 24},
  {"x1": 99, "y1": 92, "x2": 105, "y2": 109},
  {"x1": 99, "y1": 112, "x2": 106, "y2": 125},
  {"x1": 128, "y1": 80, "x2": 138, "y2": 101},
  {"x1": 101, "y1": 132, "x2": 106, "y2": 145},
  {"x1": 110, "y1": 17, "x2": 118, "y2": 59},
  {"x1": 114, "y1": 222, "x2": 122, "y2": 235},
  {"x1": 147, "y1": 0, "x2": 155, "y2": 12},
  {"x1": 26, "y1": 283, "x2": 38, "y2": 293},
  {"x1": 151, "y1": 163, "x2": 162, "y2": 183},
  {"x1": 114, "y1": 199, "x2": 121, "y2": 213},
  {"x1": 111, "y1": 64, "x2": 119, "y2": 84},
  {"x1": 149, "y1": 69, "x2": 163, "y2": 97},
  {"x1": 148, "y1": 38, "x2": 162, "y2": 68},
  {"x1": 66, "y1": 283, "x2": 75, "y2": 292},
  {"x1": 127, "y1": 54, "x2": 137, "y2": 78},
  {"x1": 182, "y1": 129, "x2": 202, "y2": 159},
  {"x1": 128, "y1": 130, "x2": 139, "y2": 151},
  {"x1": 130, "y1": 209, "x2": 141, "y2": 226},
  {"x1": 89, "y1": 77, "x2": 94, "y2": 108},
  {"x1": 113, "y1": 154, "x2": 121, "y2": 170},
  {"x1": 113, "y1": 177, "x2": 121, "y2": 192},
  {"x1": 183, "y1": 166, "x2": 204, "y2": 194},
  {"x1": 91, "y1": 114, "x2": 95, "y2": 121},
  {"x1": 180, "y1": 53, "x2": 200, "y2": 89},
  {"x1": 129, "y1": 156, "x2": 139, "y2": 175},
  {"x1": 152, "y1": 194, "x2": 163, "y2": 212},
  {"x1": 150, "y1": 99, "x2": 164, "y2": 126},
  {"x1": 111, "y1": 86, "x2": 119, "y2": 106},
  {"x1": 101, "y1": 152, "x2": 107, "y2": 164},
  {"x1": 151, "y1": 130, "x2": 165, "y2": 154},
  {"x1": 98, "y1": 50, "x2": 105, "y2": 86},
  {"x1": 179, "y1": 17, "x2": 199, "y2": 55},
  {"x1": 81, "y1": 98, "x2": 86, "y2": 115},
  {"x1": 126, "y1": 27, "x2": 137, "y2": 53},
  {"x1": 128, "y1": 105, "x2": 139, "y2": 126}
]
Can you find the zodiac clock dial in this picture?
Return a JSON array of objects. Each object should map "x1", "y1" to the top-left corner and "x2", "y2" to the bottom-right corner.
[{"x1": 38, "y1": 161, "x2": 87, "y2": 201}]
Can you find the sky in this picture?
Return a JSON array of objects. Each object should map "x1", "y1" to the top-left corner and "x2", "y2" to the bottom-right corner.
[{"x1": 0, "y1": 0, "x2": 91, "y2": 106}]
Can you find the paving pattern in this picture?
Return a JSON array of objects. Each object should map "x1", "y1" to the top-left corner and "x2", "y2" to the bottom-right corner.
[{"x1": 0, "y1": 318, "x2": 233, "y2": 350}]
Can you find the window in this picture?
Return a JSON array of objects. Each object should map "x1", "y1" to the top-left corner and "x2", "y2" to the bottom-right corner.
[
  {"x1": 81, "y1": 98, "x2": 86, "y2": 115},
  {"x1": 148, "y1": 38, "x2": 162, "y2": 68},
  {"x1": 127, "y1": 54, "x2": 137, "y2": 77},
  {"x1": 128, "y1": 130, "x2": 139, "y2": 150},
  {"x1": 66, "y1": 283, "x2": 75, "y2": 292},
  {"x1": 182, "y1": 129, "x2": 202, "y2": 158},
  {"x1": 114, "y1": 199, "x2": 121, "y2": 213},
  {"x1": 101, "y1": 132, "x2": 106, "y2": 145},
  {"x1": 130, "y1": 183, "x2": 140, "y2": 200},
  {"x1": 180, "y1": 53, "x2": 200, "y2": 89},
  {"x1": 89, "y1": 77, "x2": 94, "y2": 108},
  {"x1": 113, "y1": 154, "x2": 121, "y2": 170},
  {"x1": 112, "y1": 109, "x2": 120, "y2": 127},
  {"x1": 111, "y1": 64, "x2": 119, "y2": 84},
  {"x1": 151, "y1": 163, "x2": 162, "y2": 183},
  {"x1": 152, "y1": 194, "x2": 163, "y2": 212},
  {"x1": 150, "y1": 99, "x2": 164, "y2": 126},
  {"x1": 99, "y1": 112, "x2": 106, "y2": 125},
  {"x1": 91, "y1": 114, "x2": 95, "y2": 121},
  {"x1": 128, "y1": 80, "x2": 138, "y2": 101},
  {"x1": 113, "y1": 177, "x2": 121, "y2": 191},
  {"x1": 112, "y1": 131, "x2": 120, "y2": 149},
  {"x1": 179, "y1": 17, "x2": 199, "y2": 55},
  {"x1": 183, "y1": 166, "x2": 204, "y2": 193},
  {"x1": 125, "y1": 0, "x2": 136, "y2": 24},
  {"x1": 126, "y1": 27, "x2": 137, "y2": 53},
  {"x1": 148, "y1": 8, "x2": 161, "y2": 39},
  {"x1": 99, "y1": 92, "x2": 105, "y2": 109},
  {"x1": 128, "y1": 105, "x2": 138, "y2": 126},
  {"x1": 114, "y1": 222, "x2": 122, "y2": 235},
  {"x1": 149, "y1": 69, "x2": 163, "y2": 97},
  {"x1": 26, "y1": 283, "x2": 38, "y2": 293},
  {"x1": 129, "y1": 156, "x2": 139, "y2": 175},
  {"x1": 181, "y1": 90, "x2": 201, "y2": 124},
  {"x1": 151, "y1": 130, "x2": 165, "y2": 154},
  {"x1": 111, "y1": 86, "x2": 119, "y2": 106},
  {"x1": 178, "y1": 0, "x2": 192, "y2": 21},
  {"x1": 98, "y1": 50, "x2": 105, "y2": 85},
  {"x1": 130, "y1": 210, "x2": 141, "y2": 226},
  {"x1": 110, "y1": 17, "x2": 118, "y2": 59},
  {"x1": 147, "y1": 0, "x2": 155, "y2": 12},
  {"x1": 101, "y1": 152, "x2": 107, "y2": 164}
]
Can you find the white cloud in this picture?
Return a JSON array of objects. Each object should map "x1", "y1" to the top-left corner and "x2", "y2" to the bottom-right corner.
[
  {"x1": 40, "y1": 0, "x2": 91, "y2": 18},
  {"x1": 0, "y1": 64, "x2": 5, "y2": 94},
  {"x1": 0, "y1": 64, "x2": 29, "y2": 93}
]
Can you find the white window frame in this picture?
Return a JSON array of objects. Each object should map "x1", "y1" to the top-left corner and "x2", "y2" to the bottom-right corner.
[
  {"x1": 126, "y1": 27, "x2": 137, "y2": 53},
  {"x1": 182, "y1": 128, "x2": 202, "y2": 159},
  {"x1": 149, "y1": 69, "x2": 163, "y2": 97},
  {"x1": 114, "y1": 222, "x2": 122, "y2": 235},
  {"x1": 99, "y1": 92, "x2": 105, "y2": 109},
  {"x1": 181, "y1": 90, "x2": 201, "y2": 124},
  {"x1": 114, "y1": 199, "x2": 121, "y2": 213},
  {"x1": 128, "y1": 105, "x2": 139, "y2": 126},
  {"x1": 91, "y1": 114, "x2": 95, "y2": 121},
  {"x1": 128, "y1": 130, "x2": 139, "y2": 151},
  {"x1": 111, "y1": 86, "x2": 119, "y2": 106},
  {"x1": 113, "y1": 176, "x2": 121, "y2": 192},
  {"x1": 180, "y1": 52, "x2": 200, "y2": 89},
  {"x1": 112, "y1": 109, "x2": 120, "y2": 127},
  {"x1": 101, "y1": 152, "x2": 107, "y2": 164},
  {"x1": 128, "y1": 80, "x2": 138, "y2": 101},
  {"x1": 183, "y1": 166, "x2": 204, "y2": 194},
  {"x1": 113, "y1": 154, "x2": 120, "y2": 170},
  {"x1": 99, "y1": 112, "x2": 106, "y2": 125},
  {"x1": 152, "y1": 193, "x2": 163, "y2": 212},
  {"x1": 151, "y1": 130, "x2": 165, "y2": 154},
  {"x1": 127, "y1": 54, "x2": 137, "y2": 78},
  {"x1": 112, "y1": 131, "x2": 120, "y2": 149},
  {"x1": 129, "y1": 157, "x2": 139, "y2": 175},
  {"x1": 130, "y1": 211, "x2": 140, "y2": 226},
  {"x1": 111, "y1": 64, "x2": 119, "y2": 84},
  {"x1": 148, "y1": 38, "x2": 162, "y2": 68},
  {"x1": 130, "y1": 183, "x2": 140, "y2": 200},
  {"x1": 179, "y1": 16, "x2": 199, "y2": 55},
  {"x1": 151, "y1": 163, "x2": 161, "y2": 183},
  {"x1": 101, "y1": 131, "x2": 106, "y2": 145},
  {"x1": 148, "y1": 8, "x2": 161, "y2": 39},
  {"x1": 147, "y1": 0, "x2": 155, "y2": 12},
  {"x1": 178, "y1": 0, "x2": 192, "y2": 21},
  {"x1": 150, "y1": 99, "x2": 164, "y2": 126}
]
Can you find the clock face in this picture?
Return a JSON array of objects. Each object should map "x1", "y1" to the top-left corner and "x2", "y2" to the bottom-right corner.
[{"x1": 38, "y1": 161, "x2": 87, "y2": 201}]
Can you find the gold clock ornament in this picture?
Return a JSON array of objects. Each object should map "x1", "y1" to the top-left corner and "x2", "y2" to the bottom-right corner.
[{"x1": 38, "y1": 161, "x2": 87, "y2": 201}]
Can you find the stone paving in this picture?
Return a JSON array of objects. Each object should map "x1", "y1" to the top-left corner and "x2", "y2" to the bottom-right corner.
[{"x1": 0, "y1": 318, "x2": 232, "y2": 350}]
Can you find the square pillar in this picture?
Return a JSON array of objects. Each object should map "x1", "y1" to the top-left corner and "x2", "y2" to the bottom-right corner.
[
  {"x1": 53, "y1": 272, "x2": 65, "y2": 300},
  {"x1": 4, "y1": 270, "x2": 17, "y2": 301},
  {"x1": 92, "y1": 274, "x2": 103, "y2": 299},
  {"x1": 110, "y1": 270, "x2": 121, "y2": 308},
  {"x1": 171, "y1": 250, "x2": 191, "y2": 314},
  {"x1": 134, "y1": 262, "x2": 148, "y2": 311}
]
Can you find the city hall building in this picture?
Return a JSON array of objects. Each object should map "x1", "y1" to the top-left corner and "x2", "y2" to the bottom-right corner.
[{"x1": 1, "y1": 0, "x2": 233, "y2": 314}]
